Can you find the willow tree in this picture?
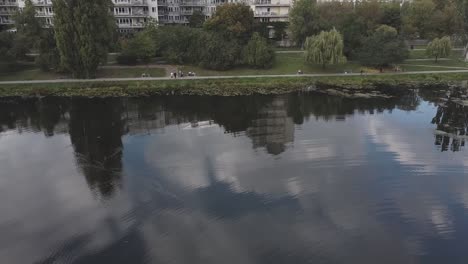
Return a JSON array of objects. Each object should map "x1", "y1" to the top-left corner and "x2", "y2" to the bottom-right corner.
[
  {"x1": 304, "y1": 28, "x2": 346, "y2": 69},
  {"x1": 53, "y1": 0, "x2": 115, "y2": 78},
  {"x1": 426, "y1": 36, "x2": 452, "y2": 62}
]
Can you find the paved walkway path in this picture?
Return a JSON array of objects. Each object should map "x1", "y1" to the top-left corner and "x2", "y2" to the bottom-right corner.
[
  {"x1": 400, "y1": 64, "x2": 468, "y2": 70},
  {"x1": 2, "y1": 70, "x2": 468, "y2": 85}
]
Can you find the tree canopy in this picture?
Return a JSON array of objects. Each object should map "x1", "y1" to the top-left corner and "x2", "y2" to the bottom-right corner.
[
  {"x1": 426, "y1": 36, "x2": 452, "y2": 62},
  {"x1": 189, "y1": 10, "x2": 206, "y2": 28},
  {"x1": 204, "y1": 3, "x2": 254, "y2": 42},
  {"x1": 357, "y1": 25, "x2": 409, "y2": 67},
  {"x1": 53, "y1": 0, "x2": 115, "y2": 78},
  {"x1": 289, "y1": 0, "x2": 323, "y2": 46},
  {"x1": 243, "y1": 32, "x2": 275, "y2": 69},
  {"x1": 304, "y1": 28, "x2": 346, "y2": 68}
]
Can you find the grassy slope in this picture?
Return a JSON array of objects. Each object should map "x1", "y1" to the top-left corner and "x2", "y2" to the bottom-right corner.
[{"x1": 1, "y1": 72, "x2": 467, "y2": 97}]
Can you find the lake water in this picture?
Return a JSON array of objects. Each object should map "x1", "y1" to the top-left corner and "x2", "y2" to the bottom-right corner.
[{"x1": 0, "y1": 90, "x2": 467, "y2": 264}]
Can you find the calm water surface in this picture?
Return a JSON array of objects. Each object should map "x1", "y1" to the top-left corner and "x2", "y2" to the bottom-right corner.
[{"x1": 0, "y1": 90, "x2": 467, "y2": 264}]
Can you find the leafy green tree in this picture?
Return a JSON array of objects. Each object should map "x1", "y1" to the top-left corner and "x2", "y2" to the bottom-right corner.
[
  {"x1": 53, "y1": 0, "x2": 115, "y2": 78},
  {"x1": 243, "y1": 32, "x2": 275, "y2": 69},
  {"x1": 289, "y1": 0, "x2": 323, "y2": 46},
  {"x1": 426, "y1": 36, "x2": 452, "y2": 62},
  {"x1": 204, "y1": 3, "x2": 254, "y2": 42},
  {"x1": 14, "y1": 0, "x2": 42, "y2": 48},
  {"x1": 157, "y1": 26, "x2": 202, "y2": 64},
  {"x1": 189, "y1": 10, "x2": 205, "y2": 28},
  {"x1": 357, "y1": 25, "x2": 409, "y2": 68},
  {"x1": 340, "y1": 13, "x2": 368, "y2": 58},
  {"x1": 381, "y1": 2, "x2": 403, "y2": 30},
  {"x1": 35, "y1": 29, "x2": 61, "y2": 71},
  {"x1": 198, "y1": 32, "x2": 241, "y2": 70},
  {"x1": 304, "y1": 28, "x2": 346, "y2": 69},
  {"x1": 317, "y1": 1, "x2": 354, "y2": 31},
  {"x1": 0, "y1": 32, "x2": 18, "y2": 73},
  {"x1": 128, "y1": 26, "x2": 158, "y2": 64},
  {"x1": 402, "y1": 0, "x2": 436, "y2": 39},
  {"x1": 354, "y1": 0, "x2": 383, "y2": 30}
]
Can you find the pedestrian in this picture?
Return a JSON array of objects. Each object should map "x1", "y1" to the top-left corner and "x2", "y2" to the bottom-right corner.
[
  {"x1": 170, "y1": 72, "x2": 174, "y2": 79},
  {"x1": 174, "y1": 72, "x2": 177, "y2": 78}
]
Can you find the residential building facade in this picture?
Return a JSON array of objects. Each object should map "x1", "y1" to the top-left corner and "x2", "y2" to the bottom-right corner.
[{"x1": 0, "y1": 0, "x2": 291, "y2": 30}]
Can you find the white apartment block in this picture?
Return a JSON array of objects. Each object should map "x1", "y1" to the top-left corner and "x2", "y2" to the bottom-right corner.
[{"x1": 0, "y1": 0, "x2": 290, "y2": 31}]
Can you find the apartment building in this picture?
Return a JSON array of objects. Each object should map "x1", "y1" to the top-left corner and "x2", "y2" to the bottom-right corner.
[
  {"x1": 0, "y1": 0, "x2": 17, "y2": 25},
  {"x1": 0, "y1": 0, "x2": 291, "y2": 30}
]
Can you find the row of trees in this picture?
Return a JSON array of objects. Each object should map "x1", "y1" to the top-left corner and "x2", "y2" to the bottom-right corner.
[
  {"x1": 1, "y1": 0, "x2": 115, "y2": 78},
  {"x1": 117, "y1": 3, "x2": 275, "y2": 70},
  {"x1": 289, "y1": 0, "x2": 465, "y2": 60},
  {"x1": 304, "y1": 26, "x2": 452, "y2": 69},
  {"x1": 304, "y1": 26, "x2": 408, "y2": 69},
  {"x1": 2, "y1": 1, "x2": 275, "y2": 77}
]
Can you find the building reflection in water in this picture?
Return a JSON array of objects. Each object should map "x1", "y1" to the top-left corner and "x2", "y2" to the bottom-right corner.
[
  {"x1": 1, "y1": 89, "x2": 468, "y2": 264},
  {"x1": 0, "y1": 89, "x2": 464, "y2": 199}
]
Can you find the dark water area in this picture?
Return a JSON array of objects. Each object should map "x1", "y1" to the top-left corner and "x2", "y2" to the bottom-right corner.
[{"x1": 0, "y1": 90, "x2": 467, "y2": 264}]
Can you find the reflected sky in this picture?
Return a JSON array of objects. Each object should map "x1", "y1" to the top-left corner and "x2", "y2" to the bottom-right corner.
[{"x1": 0, "y1": 91, "x2": 467, "y2": 264}]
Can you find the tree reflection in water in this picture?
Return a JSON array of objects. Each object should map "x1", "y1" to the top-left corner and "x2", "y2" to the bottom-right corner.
[
  {"x1": 0, "y1": 88, "x2": 465, "y2": 200},
  {"x1": 69, "y1": 98, "x2": 125, "y2": 199}
]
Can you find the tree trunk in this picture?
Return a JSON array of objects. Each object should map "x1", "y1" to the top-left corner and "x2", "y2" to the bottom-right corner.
[{"x1": 464, "y1": 43, "x2": 468, "y2": 62}]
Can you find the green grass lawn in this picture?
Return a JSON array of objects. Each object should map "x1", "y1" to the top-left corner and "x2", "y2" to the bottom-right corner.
[
  {"x1": 178, "y1": 53, "x2": 364, "y2": 76},
  {"x1": 402, "y1": 59, "x2": 468, "y2": 68},
  {"x1": 0, "y1": 69, "x2": 65, "y2": 81},
  {"x1": 0, "y1": 67, "x2": 166, "y2": 81},
  {"x1": 96, "y1": 68, "x2": 166, "y2": 78},
  {"x1": 408, "y1": 49, "x2": 464, "y2": 59}
]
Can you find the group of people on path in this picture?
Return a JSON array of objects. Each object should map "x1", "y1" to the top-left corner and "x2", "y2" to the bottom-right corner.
[{"x1": 170, "y1": 70, "x2": 196, "y2": 79}]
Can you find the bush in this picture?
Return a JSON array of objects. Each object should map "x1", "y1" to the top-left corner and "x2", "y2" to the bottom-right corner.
[
  {"x1": 199, "y1": 32, "x2": 241, "y2": 70},
  {"x1": 243, "y1": 32, "x2": 275, "y2": 69},
  {"x1": 357, "y1": 25, "x2": 408, "y2": 68},
  {"x1": 116, "y1": 52, "x2": 138, "y2": 65}
]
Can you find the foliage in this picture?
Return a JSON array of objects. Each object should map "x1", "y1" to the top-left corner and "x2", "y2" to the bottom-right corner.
[
  {"x1": 189, "y1": 10, "x2": 205, "y2": 28},
  {"x1": 14, "y1": 0, "x2": 43, "y2": 50},
  {"x1": 304, "y1": 28, "x2": 346, "y2": 69},
  {"x1": 198, "y1": 32, "x2": 241, "y2": 70},
  {"x1": 0, "y1": 32, "x2": 18, "y2": 73},
  {"x1": 204, "y1": 3, "x2": 254, "y2": 42},
  {"x1": 53, "y1": 0, "x2": 116, "y2": 78},
  {"x1": 243, "y1": 33, "x2": 275, "y2": 69},
  {"x1": 158, "y1": 26, "x2": 202, "y2": 64},
  {"x1": 357, "y1": 25, "x2": 409, "y2": 67},
  {"x1": 35, "y1": 29, "x2": 61, "y2": 72},
  {"x1": 289, "y1": 0, "x2": 323, "y2": 46},
  {"x1": 402, "y1": 0, "x2": 435, "y2": 38},
  {"x1": 127, "y1": 26, "x2": 158, "y2": 64},
  {"x1": 426, "y1": 36, "x2": 452, "y2": 62}
]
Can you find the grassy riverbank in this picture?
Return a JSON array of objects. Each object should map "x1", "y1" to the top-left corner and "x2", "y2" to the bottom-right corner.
[{"x1": 1, "y1": 72, "x2": 467, "y2": 97}]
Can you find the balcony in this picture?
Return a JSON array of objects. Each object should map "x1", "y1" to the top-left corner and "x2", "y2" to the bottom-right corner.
[
  {"x1": 179, "y1": 1, "x2": 205, "y2": 6},
  {"x1": 118, "y1": 22, "x2": 145, "y2": 28},
  {"x1": 254, "y1": 11, "x2": 287, "y2": 17},
  {"x1": 254, "y1": 2, "x2": 290, "y2": 7},
  {"x1": 0, "y1": 1, "x2": 17, "y2": 6},
  {"x1": 114, "y1": 11, "x2": 149, "y2": 17},
  {"x1": 34, "y1": 0, "x2": 53, "y2": 6},
  {"x1": 113, "y1": 0, "x2": 148, "y2": 6}
]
